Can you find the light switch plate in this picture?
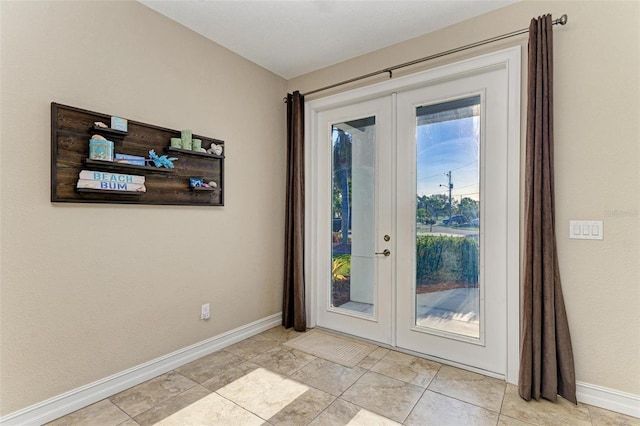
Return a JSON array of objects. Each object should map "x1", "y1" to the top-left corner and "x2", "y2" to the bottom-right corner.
[
  {"x1": 201, "y1": 303, "x2": 210, "y2": 320},
  {"x1": 569, "y1": 220, "x2": 603, "y2": 240}
]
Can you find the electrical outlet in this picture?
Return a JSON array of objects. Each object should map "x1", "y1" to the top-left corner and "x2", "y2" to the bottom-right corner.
[{"x1": 201, "y1": 303, "x2": 210, "y2": 320}]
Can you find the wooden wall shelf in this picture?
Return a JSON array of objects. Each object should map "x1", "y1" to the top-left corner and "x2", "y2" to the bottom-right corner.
[
  {"x1": 191, "y1": 187, "x2": 220, "y2": 192},
  {"x1": 90, "y1": 125, "x2": 128, "y2": 141},
  {"x1": 83, "y1": 159, "x2": 175, "y2": 174},
  {"x1": 165, "y1": 146, "x2": 225, "y2": 160},
  {"x1": 76, "y1": 188, "x2": 144, "y2": 196},
  {"x1": 51, "y1": 103, "x2": 225, "y2": 206}
]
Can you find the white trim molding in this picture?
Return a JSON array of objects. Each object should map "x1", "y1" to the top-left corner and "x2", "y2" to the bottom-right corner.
[
  {"x1": 0, "y1": 313, "x2": 282, "y2": 426},
  {"x1": 576, "y1": 381, "x2": 640, "y2": 419}
]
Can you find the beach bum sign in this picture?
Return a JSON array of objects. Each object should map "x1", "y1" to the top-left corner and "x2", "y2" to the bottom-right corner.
[{"x1": 76, "y1": 170, "x2": 146, "y2": 192}]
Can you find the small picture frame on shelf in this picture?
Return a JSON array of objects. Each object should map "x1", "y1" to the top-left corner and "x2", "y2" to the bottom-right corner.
[
  {"x1": 111, "y1": 116, "x2": 128, "y2": 132},
  {"x1": 115, "y1": 153, "x2": 145, "y2": 166}
]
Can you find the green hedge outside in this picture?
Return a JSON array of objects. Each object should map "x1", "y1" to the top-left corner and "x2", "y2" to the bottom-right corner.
[{"x1": 416, "y1": 235, "x2": 479, "y2": 285}]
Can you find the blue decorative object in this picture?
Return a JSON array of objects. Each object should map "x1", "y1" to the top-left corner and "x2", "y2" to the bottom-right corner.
[
  {"x1": 115, "y1": 153, "x2": 145, "y2": 166},
  {"x1": 189, "y1": 178, "x2": 204, "y2": 188},
  {"x1": 111, "y1": 116, "x2": 128, "y2": 132},
  {"x1": 147, "y1": 150, "x2": 177, "y2": 168},
  {"x1": 89, "y1": 139, "x2": 114, "y2": 162}
]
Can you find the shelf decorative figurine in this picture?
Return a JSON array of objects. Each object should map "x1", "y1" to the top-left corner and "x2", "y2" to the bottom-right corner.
[
  {"x1": 181, "y1": 129, "x2": 192, "y2": 150},
  {"x1": 207, "y1": 142, "x2": 223, "y2": 156},
  {"x1": 147, "y1": 150, "x2": 177, "y2": 168},
  {"x1": 89, "y1": 136, "x2": 114, "y2": 162},
  {"x1": 190, "y1": 177, "x2": 204, "y2": 188},
  {"x1": 189, "y1": 177, "x2": 218, "y2": 191}
]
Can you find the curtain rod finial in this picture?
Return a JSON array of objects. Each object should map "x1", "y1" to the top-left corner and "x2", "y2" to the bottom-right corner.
[{"x1": 558, "y1": 14, "x2": 568, "y2": 25}]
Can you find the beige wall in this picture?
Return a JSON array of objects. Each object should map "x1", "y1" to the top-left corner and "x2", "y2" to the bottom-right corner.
[
  {"x1": 1, "y1": 0, "x2": 638, "y2": 417},
  {"x1": 0, "y1": 1, "x2": 286, "y2": 415},
  {"x1": 289, "y1": 0, "x2": 640, "y2": 396}
]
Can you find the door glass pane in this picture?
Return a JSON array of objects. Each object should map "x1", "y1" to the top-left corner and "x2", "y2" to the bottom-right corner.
[
  {"x1": 331, "y1": 116, "x2": 376, "y2": 316},
  {"x1": 415, "y1": 96, "x2": 480, "y2": 338}
]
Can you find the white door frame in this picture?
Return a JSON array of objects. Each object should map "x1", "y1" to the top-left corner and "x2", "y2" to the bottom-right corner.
[{"x1": 304, "y1": 46, "x2": 521, "y2": 383}]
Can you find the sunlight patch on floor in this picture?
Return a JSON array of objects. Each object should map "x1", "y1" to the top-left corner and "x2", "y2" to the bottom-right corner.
[
  {"x1": 347, "y1": 408, "x2": 402, "y2": 425},
  {"x1": 154, "y1": 368, "x2": 309, "y2": 425},
  {"x1": 154, "y1": 392, "x2": 263, "y2": 425}
]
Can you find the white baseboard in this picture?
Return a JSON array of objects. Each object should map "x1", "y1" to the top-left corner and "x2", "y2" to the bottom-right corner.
[
  {"x1": 577, "y1": 381, "x2": 640, "y2": 419},
  {"x1": 0, "y1": 312, "x2": 283, "y2": 426}
]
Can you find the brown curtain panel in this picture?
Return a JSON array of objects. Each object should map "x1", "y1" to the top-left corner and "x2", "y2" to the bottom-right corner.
[
  {"x1": 519, "y1": 15, "x2": 577, "y2": 404},
  {"x1": 282, "y1": 91, "x2": 306, "y2": 332}
]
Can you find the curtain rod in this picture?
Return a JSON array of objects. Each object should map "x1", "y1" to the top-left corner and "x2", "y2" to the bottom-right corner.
[{"x1": 285, "y1": 14, "x2": 567, "y2": 101}]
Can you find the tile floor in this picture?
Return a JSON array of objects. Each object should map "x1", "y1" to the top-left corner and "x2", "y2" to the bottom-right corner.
[{"x1": 47, "y1": 326, "x2": 639, "y2": 426}]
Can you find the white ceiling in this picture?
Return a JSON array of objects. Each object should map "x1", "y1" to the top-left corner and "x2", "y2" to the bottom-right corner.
[{"x1": 139, "y1": 0, "x2": 518, "y2": 79}]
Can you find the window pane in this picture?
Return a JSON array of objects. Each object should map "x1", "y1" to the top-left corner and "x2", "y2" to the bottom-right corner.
[
  {"x1": 331, "y1": 117, "x2": 376, "y2": 315},
  {"x1": 415, "y1": 96, "x2": 480, "y2": 338}
]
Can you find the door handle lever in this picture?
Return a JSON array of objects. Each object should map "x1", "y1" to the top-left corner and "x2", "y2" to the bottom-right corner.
[{"x1": 375, "y1": 249, "x2": 391, "y2": 257}]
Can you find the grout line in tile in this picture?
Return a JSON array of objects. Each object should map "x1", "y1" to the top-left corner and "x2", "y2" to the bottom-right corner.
[
  {"x1": 424, "y1": 388, "x2": 502, "y2": 417},
  {"x1": 302, "y1": 394, "x2": 338, "y2": 426},
  {"x1": 214, "y1": 390, "x2": 270, "y2": 423},
  {"x1": 306, "y1": 407, "x2": 328, "y2": 425},
  {"x1": 400, "y1": 385, "x2": 429, "y2": 425},
  {"x1": 498, "y1": 381, "x2": 508, "y2": 415},
  {"x1": 112, "y1": 400, "x2": 132, "y2": 419},
  {"x1": 334, "y1": 397, "x2": 399, "y2": 425},
  {"x1": 131, "y1": 383, "x2": 211, "y2": 424}
]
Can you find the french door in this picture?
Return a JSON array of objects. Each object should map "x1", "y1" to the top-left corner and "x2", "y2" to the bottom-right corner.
[
  {"x1": 315, "y1": 96, "x2": 394, "y2": 345},
  {"x1": 308, "y1": 48, "x2": 520, "y2": 378},
  {"x1": 395, "y1": 68, "x2": 509, "y2": 374}
]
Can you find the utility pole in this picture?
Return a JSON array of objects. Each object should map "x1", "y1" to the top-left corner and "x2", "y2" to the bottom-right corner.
[{"x1": 440, "y1": 171, "x2": 453, "y2": 223}]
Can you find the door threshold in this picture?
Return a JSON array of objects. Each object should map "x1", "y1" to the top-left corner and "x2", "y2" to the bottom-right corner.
[{"x1": 313, "y1": 325, "x2": 506, "y2": 382}]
